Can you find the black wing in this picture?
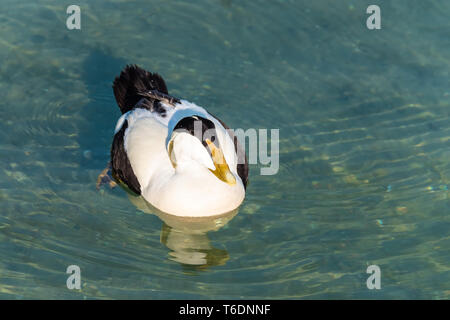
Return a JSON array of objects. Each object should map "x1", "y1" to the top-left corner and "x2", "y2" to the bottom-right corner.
[{"x1": 110, "y1": 120, "x2": 141, "y2": 195}]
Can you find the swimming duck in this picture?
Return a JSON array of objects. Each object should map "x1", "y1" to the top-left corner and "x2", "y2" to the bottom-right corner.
[{"x1": 102, "y1": 65, "x2": 248, "y2": 217}]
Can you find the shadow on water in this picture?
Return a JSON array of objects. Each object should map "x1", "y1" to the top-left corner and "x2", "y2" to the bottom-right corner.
[{"x1": 79, "y1": 49, "x2": 126, "y2": 170}]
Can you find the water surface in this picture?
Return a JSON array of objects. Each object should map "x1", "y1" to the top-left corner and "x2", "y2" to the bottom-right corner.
[{"x1": 0, "y1": 0, "x2": 449, "y2": 299}]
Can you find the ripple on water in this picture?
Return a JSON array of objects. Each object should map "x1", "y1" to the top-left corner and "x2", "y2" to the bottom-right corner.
[{"x1": 0, "y1": 0, "x2": 450, "y2": 299}]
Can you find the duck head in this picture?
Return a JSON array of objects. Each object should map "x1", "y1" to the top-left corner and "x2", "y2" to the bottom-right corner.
[{"x1": 166, "y1": 116, "x2": 236, "y2": 185}]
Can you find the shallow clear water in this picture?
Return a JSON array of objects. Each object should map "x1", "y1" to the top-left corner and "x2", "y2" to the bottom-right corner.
[{"x1": 0, "y1": 0, "x2": 449, "y2": 299}]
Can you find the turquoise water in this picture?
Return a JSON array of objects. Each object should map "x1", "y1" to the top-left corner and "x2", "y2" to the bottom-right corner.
[{"x1": 0, "y1": 0, "x2": 449, "y2": 299}]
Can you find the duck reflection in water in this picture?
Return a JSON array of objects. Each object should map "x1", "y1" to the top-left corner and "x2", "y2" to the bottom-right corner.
[{"x1": 128, "y1": 195, "x2": 239, "y2": 269}]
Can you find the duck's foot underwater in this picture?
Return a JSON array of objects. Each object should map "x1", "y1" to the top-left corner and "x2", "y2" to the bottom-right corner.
[{"x1": 96, "y1": 162, "x2": 117, "y2": 189}]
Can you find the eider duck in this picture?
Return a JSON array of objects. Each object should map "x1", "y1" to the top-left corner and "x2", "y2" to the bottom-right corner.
[{"x1": 103, "y1": 65, "x2": 248, "y2": 217}]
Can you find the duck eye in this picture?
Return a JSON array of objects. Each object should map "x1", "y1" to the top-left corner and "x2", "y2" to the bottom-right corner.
[{"x1": 210, "y1": 136, "x2": 215, "y2": 142}]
